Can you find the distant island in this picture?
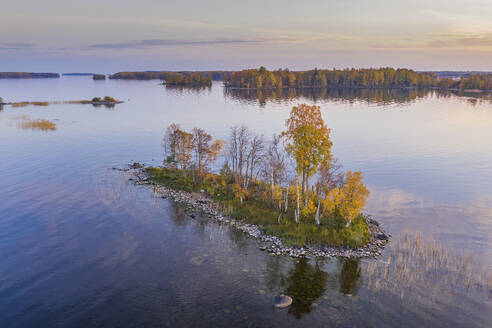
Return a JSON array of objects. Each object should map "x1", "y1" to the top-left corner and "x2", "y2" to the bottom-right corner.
[
  {"x1": 0, "y1": 72, "x2": 60, "y2": 79},
  {"x1": 2, "y1": 96, "x2": 122, "y2": 107},
  {"x1": 109, "y1": 71, "x2": 231, "y2": 82},
  {"x1": 92, "y1": 74, "x2": 106, "y2": 80}
]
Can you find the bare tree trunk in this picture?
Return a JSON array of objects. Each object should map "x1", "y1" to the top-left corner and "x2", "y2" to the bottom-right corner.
[
  {"x1": 277, "y1": 189, "x2": 282, "y2": 223},
  {"x1": 296, "y1": 180, "x2": 300, "y2": 224},
  {"x1": 271, "y1": 165, "x2": 274, "y2": 202},
  {"x1": 301, "y1": 170, "x2": 306, "y2": 201},
  {"x1": 304, "y1": 176, "x2": 309, "y2": 207},
  {"x1": 315, "y1": 197, "x2": 320, "y2": 225},
  {"x1": 284, "y1": 185, "x2": 289, "y2": 212}
]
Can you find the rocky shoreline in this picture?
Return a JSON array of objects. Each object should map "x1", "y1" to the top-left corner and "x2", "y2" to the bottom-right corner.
[{"x1": 127, "y1": 164, "x2": 389, "y2": 259}]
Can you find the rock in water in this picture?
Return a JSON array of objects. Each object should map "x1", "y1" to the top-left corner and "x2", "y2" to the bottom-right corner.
[
  {"x1": 377, "y1": 233, "x2": 388, "y2": 241},
  {"x1": 272, "y1": 295, "x2": 292, "y2": 308}
]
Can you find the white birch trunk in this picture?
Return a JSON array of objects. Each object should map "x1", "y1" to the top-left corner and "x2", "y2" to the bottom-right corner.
[
  {"x1": 284, "y1": 185, "x2": 288, "y2": 212},
  {"x1": 315, "y1": 197, "x2": 320, "y2": 225},
  {"x1": 305, "y1": 176, "x2": 309, "y2": 207},
  {"x1": 296, "y1": 180, "x2": 300, "y2": 224}
]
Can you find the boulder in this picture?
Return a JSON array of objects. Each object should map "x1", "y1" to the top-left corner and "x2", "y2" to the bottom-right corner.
[{"x1": 273, "y1": 295, "x2": 293, "y2": 308}]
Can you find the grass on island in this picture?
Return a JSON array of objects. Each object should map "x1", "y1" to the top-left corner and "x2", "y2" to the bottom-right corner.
[{"x1": 146, "y1": 167, "x2": 371, "y2": 248}]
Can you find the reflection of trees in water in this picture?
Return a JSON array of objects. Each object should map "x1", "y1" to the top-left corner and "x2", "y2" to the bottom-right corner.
[
  {"x1": 264, "y1": 256, "x2": 287, "y2": 293},
  {"x1": 225, "y1": 87, "x2": 492, "y2": 107},
  {"x1": 171, "y1": 203, "x2": 192, "y2": 227},
  {"x1": 284, "y1": 258, "x2": 328, "y2": 318},
  {"x1": 262, "y1": 256, "x2": 363, "y2": 319},
  {"x1": 225, "y1": 87, "x2": 434, "y2": 107},
  {"x1": 92, "y1": 103, "x2": 115, "y2": 109},
  {"x1": 165, "y1": 85, "x2": 212, "y2": 95},
  {"x1": 338, "y1": 258, "x2": 361, "y2": 295},
  {"x1": 226, "y1": 227, "x2": 249, "y2": 251},
  {"x1": 433, "y1": 90, "x2": 492, "y2": 107}
]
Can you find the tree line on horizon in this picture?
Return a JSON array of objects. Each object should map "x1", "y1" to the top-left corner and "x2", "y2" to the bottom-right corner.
[
  {"x1": 224, "y1": 67, "x2": 492, "y2": 91},
  {"x1": 107, "y1": 68, "x2": 492, "y2": 91}
]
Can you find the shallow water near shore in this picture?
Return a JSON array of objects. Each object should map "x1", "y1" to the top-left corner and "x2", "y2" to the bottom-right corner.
[{"x1": 0, "y1": 77, "x2": 491, "y2": 327}]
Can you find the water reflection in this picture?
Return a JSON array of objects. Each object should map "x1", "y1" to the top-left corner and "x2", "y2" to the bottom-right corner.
[
  {"x1": 165, "y1": 85, "x2": 212, "y2": 95},
  {"x1": 92, "y1": 103, "x2": 115, "y2": 109},
  {"x1": 225, "y1": 87, "x2": 433, "y2": 107},
  {"x1": 262, "y1": 256, "x2": 362, "y2": 319},
  {"x1": 338, "y1": 258, "x2": 361, "y2": 296},
  {"x1": 224, "y1": 87, "x2": 492, "y2": 108},
  {"x1": 284, "y1": 258, "x2": 328, "y2": 318}
]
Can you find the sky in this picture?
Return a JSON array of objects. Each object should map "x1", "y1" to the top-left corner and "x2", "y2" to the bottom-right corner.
[{"x1": 2, "y1": 0, "x2": 492, "y2": 72}]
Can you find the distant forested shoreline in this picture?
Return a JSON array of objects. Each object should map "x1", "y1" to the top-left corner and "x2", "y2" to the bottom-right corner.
[
  {"x1": 0, "y1": 72, "x2": 60, "y2": 79},
  {"x1": 4, "y1": 68, "x2": 492, "y2": 91},
  {"x1": 224, "y1": 67, "x2": 492, "y2": 91},
  {"x1": 106, "y1": 67, "x2": 492, "y2": 91}
]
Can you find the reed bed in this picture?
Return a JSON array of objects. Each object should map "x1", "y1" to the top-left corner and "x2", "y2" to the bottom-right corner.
[
  {"x1": 365, "y1": 231, "x2": 491, "y2": 303},
  {"x1": 11, "y1": 101, "x2": 49, "y2": 107},
  {"x1": 19, "y1": 119, "x2": 56, "y2": 131}
]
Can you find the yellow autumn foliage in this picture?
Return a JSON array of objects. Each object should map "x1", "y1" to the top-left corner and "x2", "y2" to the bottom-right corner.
[{"x1": 322, "y1": 171, "x2": 370, "y2": 225}]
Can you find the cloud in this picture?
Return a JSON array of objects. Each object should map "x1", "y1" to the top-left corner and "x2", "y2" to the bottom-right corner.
[
  {"x1": 85, "y1": 37, "x2": 302, "y2": 50},
  {"x1": 87, "y1": 38, "x2": 259, "y2": 49},
  {"x1": 428, "y1": 34, "x2": 492, "y2": 48}
]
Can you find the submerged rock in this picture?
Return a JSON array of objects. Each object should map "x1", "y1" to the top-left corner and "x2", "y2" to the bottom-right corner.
[
  {"x1": 190, "y1": 256, "x2": 204, "y2": 265},
  {"x1": 272, "y1": 295, "x2": 293, "y2": 308}
]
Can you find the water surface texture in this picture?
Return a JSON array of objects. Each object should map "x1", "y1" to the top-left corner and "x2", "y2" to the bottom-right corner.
[{"x1": 0, "y1": 78, "x2": 491, "y2": 327}]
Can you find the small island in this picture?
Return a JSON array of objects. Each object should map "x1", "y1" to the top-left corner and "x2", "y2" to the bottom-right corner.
[
  {"x1": 1, "y1": 96, "x2": 123, "y2": 107},
  {"x1": 82, "y1": 96, "x2": 121, "y2": 105},
  {"x1": 134, "y1": 104, "x2": 388, "y2": 258},
  {"x1": 109, "y1": 71, "x2": 230, "y2": 81},
  {"x1": 92, "y1": 74, "x2": 106, "y2": 80}
]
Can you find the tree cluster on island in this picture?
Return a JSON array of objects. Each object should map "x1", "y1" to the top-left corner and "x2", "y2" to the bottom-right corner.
[
  {"x1": 147, "y1": 104, "x2": 371, "y2": 247},
  {"x1": 162, "y1": 72, "x2": 212, "y2": 87}
]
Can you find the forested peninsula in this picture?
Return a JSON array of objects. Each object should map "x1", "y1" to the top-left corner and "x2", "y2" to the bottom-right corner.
[{"x1": 224, "y1": 67, "x2": 492, "y2": 91}]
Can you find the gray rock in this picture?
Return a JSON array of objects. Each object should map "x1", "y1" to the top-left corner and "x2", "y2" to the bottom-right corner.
[
  {"x1": 273, "y1": 295, "x2": 293, "y2": 308},
  {"x1": 377, "y1": 233, "x2": 388, "y2": 241}
]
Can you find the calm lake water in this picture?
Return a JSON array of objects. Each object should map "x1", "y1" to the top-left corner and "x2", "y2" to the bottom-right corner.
[{"x1": 0, "y1": 77, "x2": 491, "y2": 327}]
